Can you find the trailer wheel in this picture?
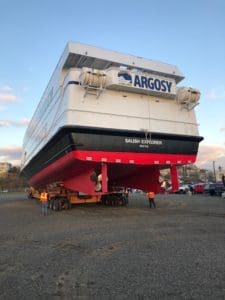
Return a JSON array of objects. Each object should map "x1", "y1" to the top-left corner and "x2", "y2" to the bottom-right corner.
[
  {"x1": 63, "y1": 198, "x2": 70, "y2": 210},
  {"x1": 110, "y1": 197, "x2": 114, "y2": 206},
  {"x1": 58, "y1": 199, "x2": 62, "y2": 211},
  {"x1": 105, "y1": 198, "x2": 110, "y2": 206},
  {"x1": 101, "y1": 196, "x2": 106, "y2": 205},
  {"x1": 49, "y1": 199, "x2": 53, "y2": 210},
  {"x1": 53, "y1": 199, "x2": 59, "y2": 211}
]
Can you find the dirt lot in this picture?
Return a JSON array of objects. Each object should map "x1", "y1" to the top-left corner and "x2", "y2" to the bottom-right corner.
[{"x1": 0, "y1": 192, "x2": 225, "y2": 299}]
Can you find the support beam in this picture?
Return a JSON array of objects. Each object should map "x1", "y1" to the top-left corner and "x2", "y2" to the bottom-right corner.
[
  {"x1": 101, "y1": 163, "x2": 108, "y2": 193},
  {"x1": 170, "y1": 165, "x2": 179, "y2": 191}
]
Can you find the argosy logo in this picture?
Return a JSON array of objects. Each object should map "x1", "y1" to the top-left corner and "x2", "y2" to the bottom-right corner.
[
  {"x1": 133, "y1": 75, "x2": 172, "y2": 93},
  {"x1": 118, "y1": 72, "x2": 173, "y2": 93},
  {"x1": 118, "y1": 72, "x2": 132, "y2": 84}
]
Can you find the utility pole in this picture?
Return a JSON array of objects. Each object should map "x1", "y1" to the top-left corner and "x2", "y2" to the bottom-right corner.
[{"x1": 213, "y1": 161, "x2": 216, "y2": 182}]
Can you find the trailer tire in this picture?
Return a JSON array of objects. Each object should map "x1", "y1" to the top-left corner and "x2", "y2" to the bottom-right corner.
[
  {"x1": 49, "y1": 199, "x2": 53, "y2": 210},
  {"x1": 53, "y1": 199, "x2": 59, "y2": 211},
  {"x1": 63, "y1": 198, "x2": 71, "y2": 210},
  {"x1": 58, "y1": 200, "x2": 62, "y2": 211},
  {"x1": 122, "y1": 196, "x2": 126, "y2": 206}
]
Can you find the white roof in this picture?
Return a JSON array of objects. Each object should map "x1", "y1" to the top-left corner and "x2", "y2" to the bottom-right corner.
[{"x1": 59, "y1": 42, "x2": 184, "y2": 83}]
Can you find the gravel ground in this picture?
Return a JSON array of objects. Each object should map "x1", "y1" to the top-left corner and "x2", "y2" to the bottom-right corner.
[{"x1": 0, "y1": 192, "x2": 225, "y2": 300}]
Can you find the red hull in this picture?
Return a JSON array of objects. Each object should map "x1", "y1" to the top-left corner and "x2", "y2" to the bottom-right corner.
[{"x1": 29, "y1": 150, "x2": 196, "y2": 194}]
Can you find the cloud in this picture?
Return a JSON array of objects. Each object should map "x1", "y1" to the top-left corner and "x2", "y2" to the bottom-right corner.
[
  {"x1": 22, "y1": 86, "x2": 30, "y2": 93},
  {"x1": 0, "y1": 105, "x2": 7, "y2": 112},
  {"x1": 206, "y1": 87, "x2": 225, "y2": 101},
  {"x1": 1, "y1": 85, "x2": 13, "y2": 92},
  {"x1": 0, "y1": 85, "x2": 17, "y2": 103},
  {"x1": 0, "y1": 118, "x2": 30, "y2": 127},
  {"x1": 0, "y1": 145, "x2": 22, "y2": 166},
  {"x1": 196, "y1": 144, "x2": 225, "y2": 170},
  {"x1": 0, "y1": 93, "x2": 17, "y2": 102}
]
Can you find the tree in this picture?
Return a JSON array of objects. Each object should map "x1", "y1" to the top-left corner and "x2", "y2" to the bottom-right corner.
[{"x1": 0, "y1": 167, "x2": 27, "y2": 191}]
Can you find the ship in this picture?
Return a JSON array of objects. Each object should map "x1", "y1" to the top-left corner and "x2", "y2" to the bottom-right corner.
[{"x1": 21, "y1": 42, "x2": 203, "y2": 195}]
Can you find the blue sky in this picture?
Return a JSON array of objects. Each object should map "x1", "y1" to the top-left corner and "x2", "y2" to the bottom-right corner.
[{"x1": 0, "y1": 0, "x2": 225, "y2": 170}]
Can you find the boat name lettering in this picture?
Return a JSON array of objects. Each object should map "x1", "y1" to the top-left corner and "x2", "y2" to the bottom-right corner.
[{"x1": 125, "y1": 138, "x2": 162, "y2": 145}]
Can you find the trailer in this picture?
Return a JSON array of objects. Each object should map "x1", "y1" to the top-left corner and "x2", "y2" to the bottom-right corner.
[{"x1": 28, "y1": 184, "x2": 128, "y2": 209}]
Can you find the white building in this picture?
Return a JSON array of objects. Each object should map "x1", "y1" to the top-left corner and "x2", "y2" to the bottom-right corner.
[{"x1": 0, "y1": 162, "x2": 12, "y2": 177}]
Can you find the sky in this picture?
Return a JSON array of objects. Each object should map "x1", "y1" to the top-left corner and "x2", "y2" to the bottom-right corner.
[{"x1": 0, "y1": 0, "x2": 225, "y2": 172}]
